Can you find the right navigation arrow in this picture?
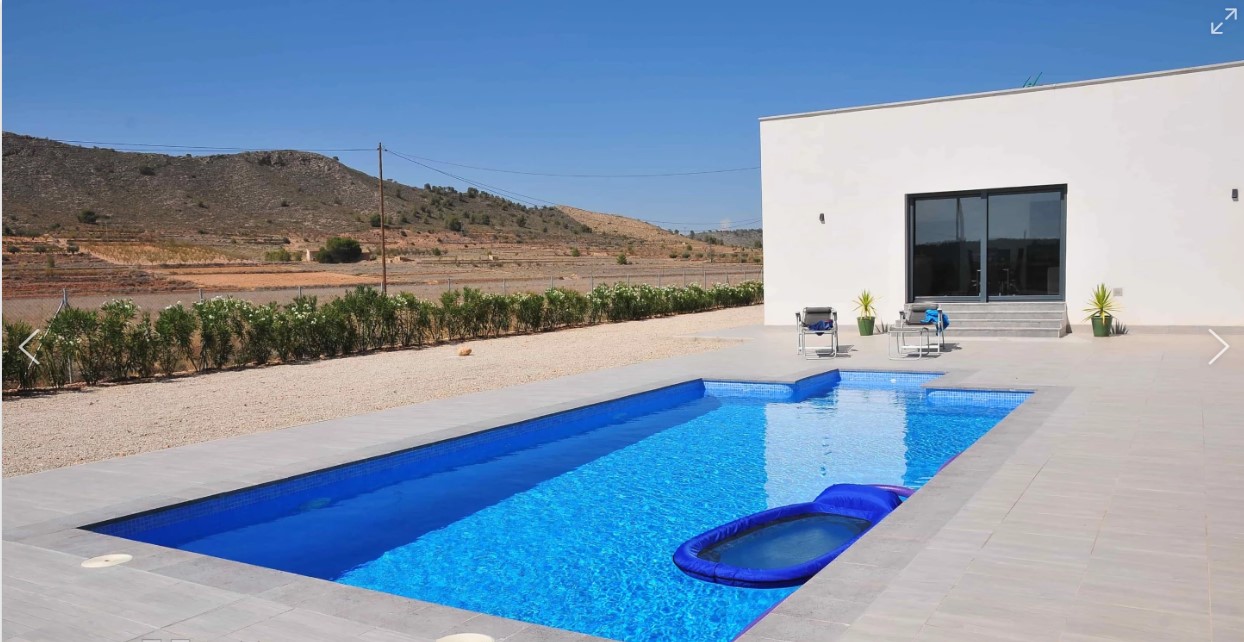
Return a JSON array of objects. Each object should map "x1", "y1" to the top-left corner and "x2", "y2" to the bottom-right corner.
[{"x1": 1209, "y1": 329, "x2": 1231, "y2": 365}]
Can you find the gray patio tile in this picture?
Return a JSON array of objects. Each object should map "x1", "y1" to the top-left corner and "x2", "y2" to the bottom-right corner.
[
  {"x1": 1212, "y1": 615, "x2": 1244, "y2": 641},
  {"x1": 2, "y1": 585, "x2": 155, "y2": 641},
  {"x1": 914, "y1": 622, "x2": 1059, "y2": 641},
  {"x1": 1093, "y1": 526, "x2": 1207, "y2": 557},
  {"x1": 1062, "y1": 600, "x2": 1212, "y2": 641},
  {"x1": 229, "y1": 608, "x2": 374, "y2": 641},
  {"x1": 925, "y1": 528, "x2": 992, "y2": 553},
  {"x1": 277, "y1": 584, "x2": 438, "y2": 633},
  {"x1": 977, "y1": 530, "x2": 1096, "y2": 566},
  {"x1": 742, "y1": 613, "x2": 848, "y2": 642},
  {"x1": 156, "y1": 597, "x2": 291, "y2": 639},
  {"x1": 434, "y1": 613, "x2": 529, "y2": 640},
  {"x1": 355, "y1": 629, "x2": 436, "y2": 642},
  {"x1": 766, "y1": 594, "x2": 869, "y2": 625},
  {"x1": 501, "y1": 624, "x2": 594, "y2": 641},
  {"x1": 835, "y1": 614, "x2": 927, "y2": 642},
  {"x1": 1077, "y1": 573, "x2": 1209, "y2": 615},
  {"x1": 149, "y1": 556, "x2": 299, "y2": 595}
]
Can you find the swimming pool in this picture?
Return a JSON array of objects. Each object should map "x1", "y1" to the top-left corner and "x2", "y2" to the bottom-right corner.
[{"x1": 90, "y1": 370, "x2": 1029, "y2": 642}]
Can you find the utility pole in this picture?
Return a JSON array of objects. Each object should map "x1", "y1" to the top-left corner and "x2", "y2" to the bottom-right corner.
[{"x1": 378, "y1": 142, "x2": 388, "y2": 295}]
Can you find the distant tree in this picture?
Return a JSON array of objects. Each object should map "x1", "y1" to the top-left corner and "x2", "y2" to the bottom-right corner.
[
  {"x1": 313, "y1": 237, "x2": 362, "y2": 263},
  {"x1": 616, "y1": 253, "x2": 629, "y2": 265},
  {"x1": 753, "y1": 240, "x2": 763, "y2": 249},
  {"x1": 139, "y1": 166, "x2": 156, "y2": 176},
  {"x1": 516, "y1": 216, "x2": 527, "y2": 228},
  {"x1": 431, "y1": 247, "x2": 443, "y2": 257},
  {"x1": 280, "y1": 199, "x2": 290, "y2": 207},
  {"x1": 446, "y1": 217, "x2": 463, "y2": 232},
  {"x1": 264, "y1": 248, "x2": 294, "y2": 262},
  {"x1": 369, "y1": 214, "x2": 382, "y2": 228},
  {"x1": 77, "y1": 210, "x2": 99, "y2": 224},
  {"x1": 570, "y1": 247, "x2": 581, "y2": 257}
]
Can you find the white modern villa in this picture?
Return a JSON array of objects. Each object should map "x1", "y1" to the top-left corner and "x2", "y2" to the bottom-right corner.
[{"x1": 760, "y1": 61, "x2": 1244, "y2": 334}]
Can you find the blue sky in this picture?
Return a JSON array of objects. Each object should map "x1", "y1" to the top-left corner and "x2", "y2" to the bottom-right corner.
[{"x1": 4, "y1": 1, "x2": 1241, "y2": 230}]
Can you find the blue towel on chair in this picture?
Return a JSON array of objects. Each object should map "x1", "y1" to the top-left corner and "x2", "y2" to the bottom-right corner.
[
  {"x1": 923, "y1": 310, "x2": 950, "y2": 327},
  {"x1": 807, "y1": 320, "x2": 833, "y2": 333}
]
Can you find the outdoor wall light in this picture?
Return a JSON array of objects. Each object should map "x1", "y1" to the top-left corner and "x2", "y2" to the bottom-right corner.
[
  {"x1": 1233, "y1": 188, "x2": 1239, "y2": 202},
  {"x1": 818, "y1": 213, "x2": 825, "y2": 223}
]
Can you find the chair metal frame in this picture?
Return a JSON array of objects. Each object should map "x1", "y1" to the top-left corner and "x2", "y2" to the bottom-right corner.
[
  {"x1": 888, "y1": 303, "x2": 947, "y2": 359},
  {"x1": 796, "y1": 307, "x2": 839, "y2": 359}
]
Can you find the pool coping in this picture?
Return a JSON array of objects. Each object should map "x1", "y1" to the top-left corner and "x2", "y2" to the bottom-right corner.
[{"x1": 2, "y1": 351, "x2": 1068, "y2": 642}]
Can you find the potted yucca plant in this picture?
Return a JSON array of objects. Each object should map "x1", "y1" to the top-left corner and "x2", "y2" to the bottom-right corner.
[
  {"x1": 1083, "y1": 283, "x2": 1118, "y2": 337},
  {"x1": 854, "y1": 290, "x2": 878, "y2": 336}
]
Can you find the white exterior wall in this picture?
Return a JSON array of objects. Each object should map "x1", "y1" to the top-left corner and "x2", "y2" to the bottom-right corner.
[{"x1": 760, "y1": 63, "x2": 1244, "y2": 327}]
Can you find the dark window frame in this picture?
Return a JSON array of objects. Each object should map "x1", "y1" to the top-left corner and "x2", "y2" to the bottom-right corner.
[{"x1": 905, "y1": 184, "x2": 1067, "y2": 303}]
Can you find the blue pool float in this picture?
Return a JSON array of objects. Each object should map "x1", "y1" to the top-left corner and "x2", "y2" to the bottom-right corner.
[{"x1": 672, "y1": 484, "x2": 904, "y2": 589}]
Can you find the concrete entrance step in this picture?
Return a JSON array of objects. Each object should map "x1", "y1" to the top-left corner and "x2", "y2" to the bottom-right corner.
[
  {"x1": 923, "y1": 301, "x2": 1068, "y2": 338},
  {"x1": 948, "y1": 327, "x2": 1066, "y2": 339}
]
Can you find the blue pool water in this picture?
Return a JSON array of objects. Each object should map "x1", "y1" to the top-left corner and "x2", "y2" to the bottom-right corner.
[{"x1": 91, "y1": 371, "x2": 1029, "y2": 642}]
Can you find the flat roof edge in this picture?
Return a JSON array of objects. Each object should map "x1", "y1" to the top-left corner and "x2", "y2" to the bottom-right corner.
[{"x1": 759, "y1": 60, "x2": 1244, "y2": 122}]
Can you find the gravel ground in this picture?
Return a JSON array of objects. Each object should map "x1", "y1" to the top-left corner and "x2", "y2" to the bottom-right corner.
[{"x1": 2, "y1": 306, "x2": 760, "y2": 476}]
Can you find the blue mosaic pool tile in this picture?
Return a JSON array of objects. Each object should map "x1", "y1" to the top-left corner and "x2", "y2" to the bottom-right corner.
[
  {"x1": 838, "y1": 370, "x2": 942, "y2": 387},
  {"x1": 926, "y1": 388, "x2": 1031, "y2": 409}
]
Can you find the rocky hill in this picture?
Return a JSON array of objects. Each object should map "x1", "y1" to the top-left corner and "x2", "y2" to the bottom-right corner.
[
  {"x1": 1, "y1": 133, "x2": 590, "y2": 242},
  {"x1": 695, "y1": 228, "x2": 762, "y2": 248}
]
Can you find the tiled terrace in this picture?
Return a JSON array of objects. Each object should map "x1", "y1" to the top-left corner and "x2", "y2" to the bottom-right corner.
[{"x1": 3, "y1": 324, "x2": 1242, "y2": 641}]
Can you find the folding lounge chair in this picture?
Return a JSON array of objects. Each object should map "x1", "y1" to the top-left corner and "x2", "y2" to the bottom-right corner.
[
  {"x1": 796, "y1": 307, "x2": 839, "y2": 359},
  {"x1": 898, "y1": 303, "x2": 948, "y2": 352}
]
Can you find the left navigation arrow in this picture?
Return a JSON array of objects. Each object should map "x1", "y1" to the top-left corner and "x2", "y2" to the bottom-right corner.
[{"x1": 19, "y1": 329, "x2": 41, "y2": 365}]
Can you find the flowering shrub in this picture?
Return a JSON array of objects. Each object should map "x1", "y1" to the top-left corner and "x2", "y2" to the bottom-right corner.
[
  {"x1": 1, "y1": 281, "x2": 762, "y2": 391},
  {"x1": 194, "y1": 297, "x2": 239, "y2": 370},
  {"x1": 154, "y1": 303, "x2": 198, "y2": 374},
  {"x1": 513, "y1": 292, "x2": 545, "y2": 333}
]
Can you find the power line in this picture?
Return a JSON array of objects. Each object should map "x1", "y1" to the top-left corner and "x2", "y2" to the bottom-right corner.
[
  {"x1": 386, "y1": 147, "x2": 761, "y2": 229},
  {"x1": 401, "y1": 153, "x2": 760, "y2": 178},
  {"x1": 383, "y1": 147, "x2": 559, "y2": 209}
]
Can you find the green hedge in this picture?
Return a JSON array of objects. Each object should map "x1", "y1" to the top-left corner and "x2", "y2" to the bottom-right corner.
[{"x1": 2, "y1": 281, "x2": 762, "y2": 392}]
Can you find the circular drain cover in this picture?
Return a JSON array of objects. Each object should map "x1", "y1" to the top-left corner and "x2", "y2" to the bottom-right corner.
[
  {"x1": 437, "y1": 635, "x2": 496, "y2": 642},
  {"x1": 81, "y1": 553, "x2": 132, "y2": 568}
]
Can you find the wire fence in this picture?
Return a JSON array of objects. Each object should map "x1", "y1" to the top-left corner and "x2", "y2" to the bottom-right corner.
[{"x1": 1, "y1": 266, "x2": 764, "y2": 328}]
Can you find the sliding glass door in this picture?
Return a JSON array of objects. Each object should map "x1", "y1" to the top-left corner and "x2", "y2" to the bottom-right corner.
[{"x1": 908, "y1": 186, "x2": 1065, "y2": 302}]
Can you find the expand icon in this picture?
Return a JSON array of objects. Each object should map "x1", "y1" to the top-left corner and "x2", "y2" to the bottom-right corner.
[{"x1": 1211, "y1": 7, "x2": 1238, "y2": 34}]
